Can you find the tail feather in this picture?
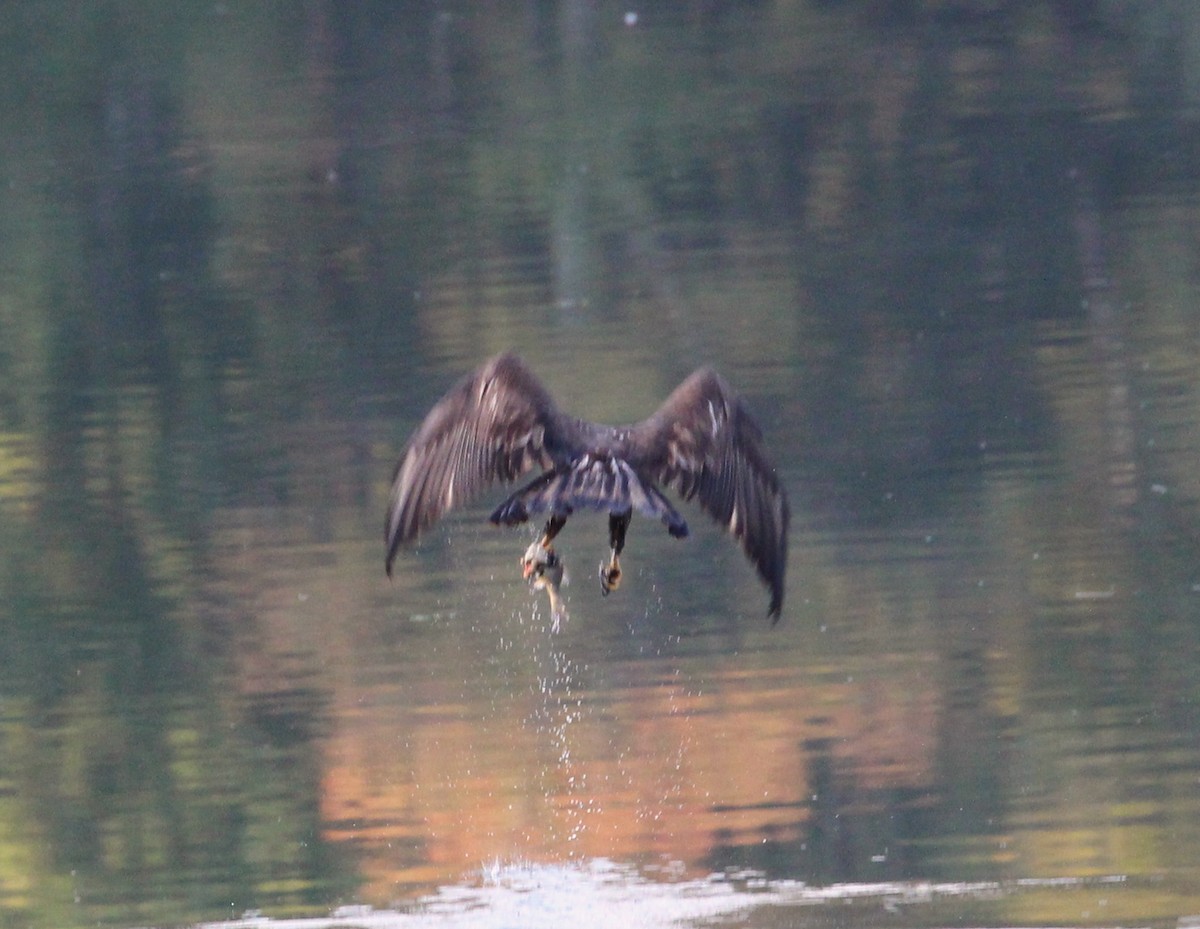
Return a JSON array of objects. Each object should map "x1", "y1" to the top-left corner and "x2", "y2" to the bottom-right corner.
[{"x1": 489, "y1": 455, "x2": 688, "y2": 537}]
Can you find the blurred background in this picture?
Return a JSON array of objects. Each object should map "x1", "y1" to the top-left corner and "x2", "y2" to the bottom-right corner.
[{"x1": 3, "y1": 2, "x2": 1200, "y2": 926}]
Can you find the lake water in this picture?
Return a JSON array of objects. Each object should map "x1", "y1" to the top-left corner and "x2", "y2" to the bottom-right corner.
[{"x1": 3, "y1": 3, "x2": 1200, "y2": 928}]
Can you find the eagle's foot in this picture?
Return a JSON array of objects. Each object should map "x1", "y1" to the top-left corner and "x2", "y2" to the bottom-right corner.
[
  {"x1": 522, "y1": 541, "x2": 556, "y2": 580},
  {"x1": 598, "y1": 559, "x2": 622, "y2": 596}
]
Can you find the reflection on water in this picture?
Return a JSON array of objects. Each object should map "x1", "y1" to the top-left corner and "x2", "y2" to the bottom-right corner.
[
  {"x1": 319, "y1": 595, "x2": 940, "y2": 900},
  {"x1": 4, "y1": 3, "x2": 1200, "y2": 928}
]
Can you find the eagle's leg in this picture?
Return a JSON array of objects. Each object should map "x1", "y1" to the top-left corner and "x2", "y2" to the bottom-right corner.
[
  {"x1": 522, "y1": 513, "x2": 568, "y2": 580},
  {"x1": 599, "y1": 511, "x2": 631, "y2": 596},
  {"x1": 540, "y1": 513, "x2": 568, "y2": 549}
]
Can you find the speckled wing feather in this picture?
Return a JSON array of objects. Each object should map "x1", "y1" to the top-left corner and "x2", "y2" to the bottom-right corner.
[
  {"x1": 630, "y1": 369, "x2": 789, "y2": 620},
  {"x1": 385, "y1": 353, "x2": 564, "y2": 575}
]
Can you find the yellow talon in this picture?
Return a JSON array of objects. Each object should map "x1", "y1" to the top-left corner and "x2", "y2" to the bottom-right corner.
[{"x1": 599, "y1": 561, "x2": 621, "y2": 595}]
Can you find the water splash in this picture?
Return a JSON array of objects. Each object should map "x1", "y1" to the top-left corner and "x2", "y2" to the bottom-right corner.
[{"x1": 195, "y1": 862, "x2": 1135, "y2": 929}]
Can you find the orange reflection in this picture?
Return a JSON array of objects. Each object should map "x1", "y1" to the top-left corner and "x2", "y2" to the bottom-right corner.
[{"x1": 319, "y1": 657, "x2": 938, "y2": 902}]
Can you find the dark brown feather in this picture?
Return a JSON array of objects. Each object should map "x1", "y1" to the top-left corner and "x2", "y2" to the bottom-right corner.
[
  {"x1": 628, "y1": 368, "x2": 790, "y2": 620},
  {"x1": 384, "y1": 353, "x2": 565, "y2": 574}
]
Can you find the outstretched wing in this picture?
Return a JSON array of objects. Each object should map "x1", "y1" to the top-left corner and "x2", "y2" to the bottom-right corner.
[
  {"x1": 385, "y1": 353, "x2": 566, "y2": 575},
  {"x1": 629, "y1": 368, "x2": 789, "y2": 620}
]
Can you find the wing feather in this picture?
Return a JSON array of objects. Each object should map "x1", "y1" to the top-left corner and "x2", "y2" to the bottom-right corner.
[
  {"x1": 629, "y1": 368, "x2": 789, "y2": 620},
  {"x1": 385, "y1": 353, "x2": 564, "y2": 575}
]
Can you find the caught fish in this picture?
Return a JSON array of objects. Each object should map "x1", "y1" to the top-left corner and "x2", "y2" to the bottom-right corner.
[{"x1": 522, "y1": 540, "x2": 567, "y2": 631}]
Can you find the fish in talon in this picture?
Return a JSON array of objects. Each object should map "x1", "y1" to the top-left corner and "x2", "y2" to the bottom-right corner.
[
  {"x1": 521, "y1": 538, "x2": 557, "y2": 580},
  {"x1": 526, "y1": 548, "x2": 567, "y2": 629}
]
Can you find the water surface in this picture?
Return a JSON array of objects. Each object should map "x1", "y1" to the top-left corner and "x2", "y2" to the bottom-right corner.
[{"x1": 2, "y1": 3, "x2": 1200, "y2": 927}]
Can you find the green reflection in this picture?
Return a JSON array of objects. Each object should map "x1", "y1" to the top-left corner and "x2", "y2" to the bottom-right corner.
[{"x1": 2, "y1": 1, "x2": 1200, "y2": 927}]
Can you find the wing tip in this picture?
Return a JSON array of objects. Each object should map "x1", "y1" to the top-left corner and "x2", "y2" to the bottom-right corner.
[
  {"x1": 767, "y1": 590, "x2": 783, "y2": 625},
  {"x1": 484, "y1": 350, "x2": 529, "y2": 378}
]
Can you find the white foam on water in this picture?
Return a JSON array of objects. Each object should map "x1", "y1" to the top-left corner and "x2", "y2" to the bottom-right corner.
[{"x1": 187, "y1": 859, "x2": 1131, "y2": 929}]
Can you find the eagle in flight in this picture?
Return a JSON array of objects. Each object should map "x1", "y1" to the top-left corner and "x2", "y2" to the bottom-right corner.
[{"x1": 385, "y1": 353, "x2": 789, "y2": 621}]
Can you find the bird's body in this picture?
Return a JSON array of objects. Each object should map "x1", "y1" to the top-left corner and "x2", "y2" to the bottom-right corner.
[{"x1": 385, "y1": 353, "x2": 789, "y2": 620}]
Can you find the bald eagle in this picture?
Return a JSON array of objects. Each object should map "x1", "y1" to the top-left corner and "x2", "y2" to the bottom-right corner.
[{"x1": 384, "y1": 353, "x2": 789, "y2": 621}]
